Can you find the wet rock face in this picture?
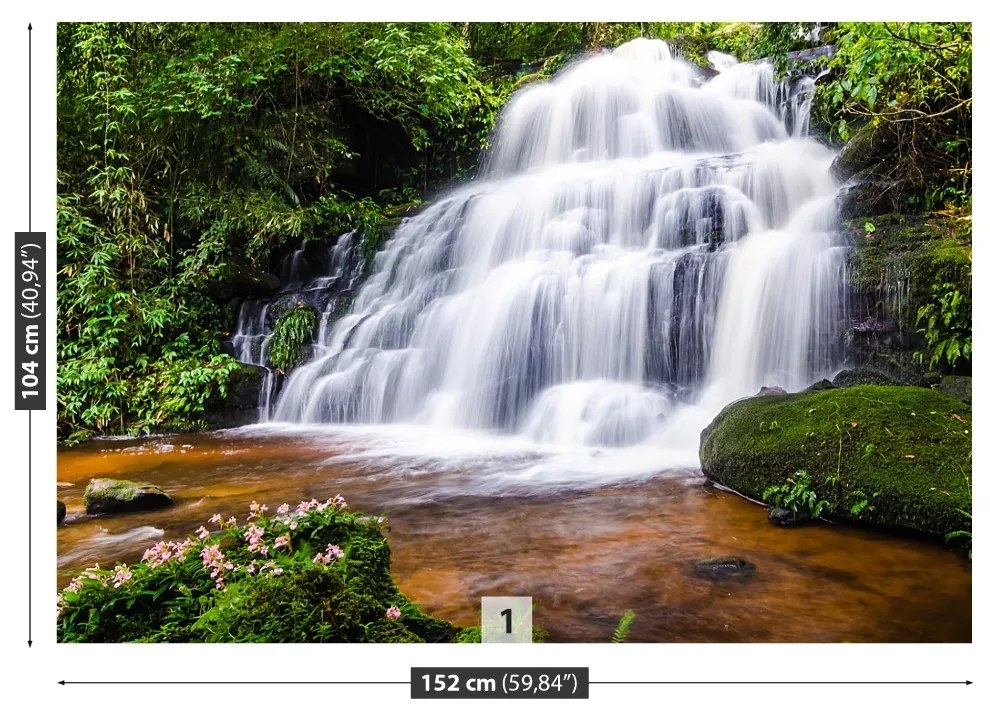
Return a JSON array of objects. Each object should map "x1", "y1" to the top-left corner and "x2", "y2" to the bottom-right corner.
[
  {"x1": 938, "y1": 375, "x2": 971, "y2": 404},
  {"x1": 692, "y1": 557, "x2": 756, "y2": 581},
  {"x1": 768, "y1": 507, "x2": 800, "y2": 527},
  {"x1": 83, "y1": 478, "x2": 174, "y2": 515},
  {"x1": 58, "y1": 500, "x2": 66, "y2": 525},
  {"x1": 204, "y1": 362, "x2": 266, "y2": 430}
]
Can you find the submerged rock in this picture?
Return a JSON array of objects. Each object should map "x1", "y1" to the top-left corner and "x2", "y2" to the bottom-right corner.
[
  {"x1": 57, "y1": 500, "x2": 66, "y2": 525},
  {"x1": 692, "y1": 557, "x2": 756, "y2": 580},
  {"x1": 83, "y1": 478, "x2": 173, "y2": 515},
  {"x1": 803, "y1": 379, "x2": 836, "y2": 392},
  {"x1": 699, "y1": 386, "x2": 972, "y2": 540},
  {"x1": 768, "y1": 507, "x2": 801, "y2": 527}
]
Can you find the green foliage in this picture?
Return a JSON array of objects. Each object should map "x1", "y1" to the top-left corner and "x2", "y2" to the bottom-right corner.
[
  {"x1": 762, "y1": 470, "x2": 831, "y2": 520},
  {"x1": 58, "y1": 496, "x2": 458, "y2": 643},
  {"x1": 915, "y1": 282, "x2": 972, "y2": 370},
  {"x1": 701, "y1": 386, "x2": 972, "y2": 541},
  {"x1": 268, "y1": 303, "x2": 318, "y2": 373},
  {"x1": 611, "y1": 610, "x2": 636, "y2": 643},
  {"x1": 820, "y1": 23, "x2": 971, "y2": 211},
  {"x1": 57, "y1": 22, "x2": 511, "y2": 437},
  {"x1": 945, "y1": 510, "x2": 972, "y2": 560}
]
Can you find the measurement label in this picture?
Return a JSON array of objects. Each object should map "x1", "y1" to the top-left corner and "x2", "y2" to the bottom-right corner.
[
  {"x1": 15, "y1": 232, "x2": 45, "y2": 410},
  {"x1": 411, "y1": 667, "x2": 588, "y2": 699}
]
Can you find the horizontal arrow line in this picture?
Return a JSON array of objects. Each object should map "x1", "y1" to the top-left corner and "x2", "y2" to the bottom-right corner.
[
  {"x1": 591, "y1": 681, "x2": 971, "y2": 685},
  {"x1": 60, "y1": 680, "x2": 970, "y2": 686},
  {"x1": 60, "y1": 681, "x2": 410, "y2": 686}
]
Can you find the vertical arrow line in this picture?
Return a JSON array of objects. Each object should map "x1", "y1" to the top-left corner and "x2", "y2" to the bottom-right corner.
[
  {"x1": 28, "y1": 409, "x2": 32, "y2": 646},
  {"x1": 28, "y1": 23, "x2": 32, "y2": 231},
  {"x1": 27, "y1": 22, "x2": 34, "y2": 648}
]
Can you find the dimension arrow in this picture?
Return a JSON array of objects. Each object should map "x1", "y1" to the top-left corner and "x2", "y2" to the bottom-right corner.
[
  {"x1": 590, "y1": 680, "x2": 972, "y2": 686},
  {"x1": 59, "y1": 680, "x2": 971, "y2": 686},
  {"x1": 60, "y1": 681, "x2": 410, "y2": 686},
  {"x1": 26, "y1": 21, "x2": 33, "y2": 650}
]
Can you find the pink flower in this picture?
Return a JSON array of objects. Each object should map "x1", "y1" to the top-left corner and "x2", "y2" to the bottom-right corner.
[
  {"x1": 196, "y1": 526, "x2": 210, "y2": 540},
  {"x1": 386, "y1": 606, "x2": 401, "y2": 621},
  {"x1": 111, "y1": 564, "x2": 133, "y2": 588},
  {"x1": 325, "y1": 544, "x2": 344, "y2": 559},
  {"x1": 209, "y1": 513, "x2": 223, "y2": 526},
  {"x1": 274, "y1": 534, "x2": 291, "y2": 550},
  {"x1": 331, "y1": 494, "x2": 347, "y2": 509},
  {"x1": 313, "y1": 546, "x2": 342, "y2": 565},
  {"x1": 276, "y1": 503, "x2": 290, "y2": 515},
  {"x1": 247, "y1": 501, "x2": 268, "y2": 521},
  {"x1": 142, "y1": 541, "x2": 175, "y2": 568},
  {"x1": 173, "y1": 539, "x2": 194, "y2": 562}
]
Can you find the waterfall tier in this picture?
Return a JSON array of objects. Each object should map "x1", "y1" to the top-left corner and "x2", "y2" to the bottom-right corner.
[{"x1": 269, "y1": 39, "x2": 847, "y2": 454}]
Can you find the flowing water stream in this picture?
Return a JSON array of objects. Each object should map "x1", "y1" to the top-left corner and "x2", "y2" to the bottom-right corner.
[{"x1": 58, "y1": 40, "x2": 969, "y2": 641}]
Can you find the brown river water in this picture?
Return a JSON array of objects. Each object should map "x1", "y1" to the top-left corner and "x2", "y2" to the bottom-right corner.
[{"x1": 56, "y1": 425, "x2": 971, "y2": 642}]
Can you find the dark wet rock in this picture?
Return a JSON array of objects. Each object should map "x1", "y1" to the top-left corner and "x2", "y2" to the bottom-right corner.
[
  {"x1": 938, "y1": 375, "x2": 971, "y2": 404},
  {"x1": 831, "y1": 122, "x2": 899, "y2": 183},
  {"x1": 83, "y1": 478, "x2": 174, "y2": 515},
  {"x1": 836, "y1": 178, "x2": 899, "y2": 220},
  {"x1": 832, "y1": 368, "x2": 903, "y2": 388},
  {"x1": 204, "y1": 362, "x2": 266, "y2": 430},
  {"x1": 692, "y1": 557, "x2": 756, "y2": 581},
  {"x1": 57, "y1": 500, "x2": 66, "y2": 525},
  {"x1": 803, "y1": 379, "x2": 836, "y2": 392},
  {"x1": 757, "y1": 386, "x2": 787, "y2": 396},
  {"x1": 208, "y1": 262, "x2": 281, "y2": 302},
  {"x1": 768, "y1": 507, "x2": 801, "y2": 527}
]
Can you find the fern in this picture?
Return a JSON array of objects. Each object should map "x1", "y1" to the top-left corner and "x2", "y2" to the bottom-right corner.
[
  {"x1": 611, "y1": 610, "x2": 636, "y2": 643},
  {"x1": 268, "y1": 303, "x2": 318, "y2": 373}
]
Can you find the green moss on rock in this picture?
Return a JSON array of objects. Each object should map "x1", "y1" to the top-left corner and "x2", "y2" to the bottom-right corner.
[
  {"x1": 699, "y1": 386, "x2": 972, "y2": 542},
  {"x1": 59, "y1": 498, "x2": 461, "y2": 643},
  {"x1": 83, "y1": 478, "x2": 173, "y2": 515}
]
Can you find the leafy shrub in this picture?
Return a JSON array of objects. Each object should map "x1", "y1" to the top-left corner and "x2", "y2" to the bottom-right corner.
[
  {"x1": 915, "y1": 281, "x2": 972, "y2": 370},
  {"x1": 268, "y1": 303, "x2": 318, "y2": 373},
  {"x1": 57, "y1": 496, "x2": 457, "y2": 643},
  {"x1": 762, "y1": 469, "x2": 831, "y2": 520}
]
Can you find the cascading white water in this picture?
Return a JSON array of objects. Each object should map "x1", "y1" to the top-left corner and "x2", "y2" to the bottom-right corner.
[
  {"x1": 271, "y1": 38, "x2": 847, "y2": 463},
  {"x1": 230, "y1": 231, "x2": 364, "y2": 420}
]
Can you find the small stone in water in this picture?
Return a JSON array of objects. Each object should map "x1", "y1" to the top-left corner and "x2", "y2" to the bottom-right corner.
[{"x1": 692, "y1": 557, "x2": 756, "y2": 580}]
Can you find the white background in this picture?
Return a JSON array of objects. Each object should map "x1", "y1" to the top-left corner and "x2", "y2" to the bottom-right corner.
[{"x1": 0, "y1": 2, "x2": 982, "y2": 717}]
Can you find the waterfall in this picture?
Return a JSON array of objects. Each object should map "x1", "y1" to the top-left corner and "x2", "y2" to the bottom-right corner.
[
  {"x1": 229, "y1": 231, "x2": 364, "y2": 420},
  {"x1": 270, "y1": 38, "x2": 847, "y2": 461}
]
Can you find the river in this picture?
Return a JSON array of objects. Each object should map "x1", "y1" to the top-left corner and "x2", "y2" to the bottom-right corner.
[{"x1": 57, "y1": 426, "x2": 971, "y2": 642}]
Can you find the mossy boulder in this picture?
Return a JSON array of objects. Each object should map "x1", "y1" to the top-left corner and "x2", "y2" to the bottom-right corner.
[
  {"x1": 83, "y1": 478, "x2": 173, "y2": 515},
  {"x1": 700, "y1": 386, "x2": 972, "y2": 542}
]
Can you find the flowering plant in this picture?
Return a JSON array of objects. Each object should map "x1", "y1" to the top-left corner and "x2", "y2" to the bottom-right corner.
[{"x1": 56, "y1": 495, "x2": 452, "y2": 643}]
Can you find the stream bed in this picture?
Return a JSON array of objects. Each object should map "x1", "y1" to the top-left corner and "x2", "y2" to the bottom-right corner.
[{"x1": 57, "y1": 427, "x2": 971, "y2": 642}]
